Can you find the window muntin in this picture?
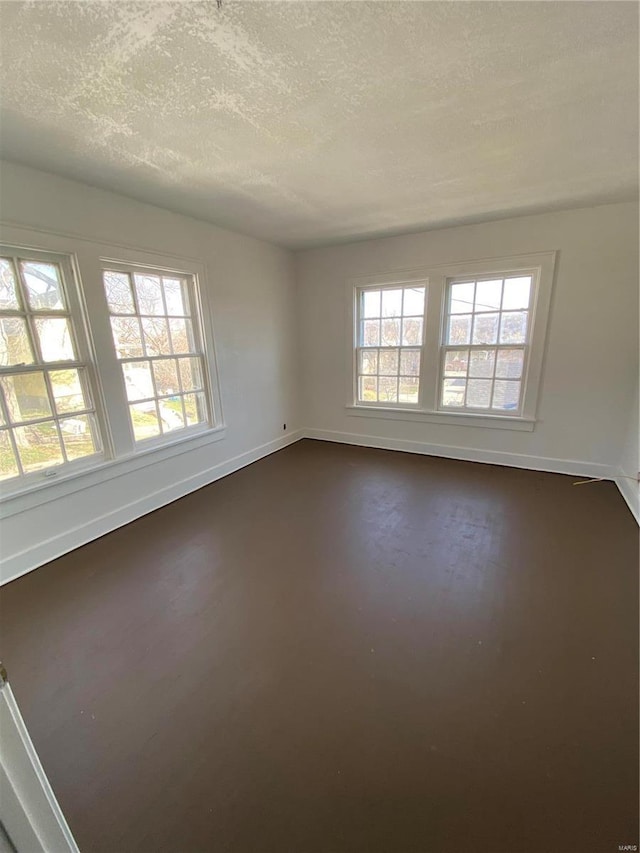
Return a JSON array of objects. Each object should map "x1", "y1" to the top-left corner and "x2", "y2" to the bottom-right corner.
[
  {"x1": 356, "y1": 284, "x2": 426, "y2": 405},
  {"x1": 440, "y1": 274, "x2": 532, "y2": 414},
  {"x1": 0, "y1": 252, "x2": 102, "y2": 483},
  {"x1": 103, "y1": 267, "x2": 210, "y2": 443}
]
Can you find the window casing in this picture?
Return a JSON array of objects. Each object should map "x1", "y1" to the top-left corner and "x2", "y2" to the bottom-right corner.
[
  {"x1": 349, "y1": 253, "x2": 556, "y2": 430},
  {"x1": 0, "y1": 235, "x2": 223, "y2": 497}
]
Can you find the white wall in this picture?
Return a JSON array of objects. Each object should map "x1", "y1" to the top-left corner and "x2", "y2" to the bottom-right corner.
[
  {"x1": 0, "y1": 162, "x2": 301, "y2": 582},
  {"x1": 297, "y1": 202, "x2": 639, "y2": 479}
]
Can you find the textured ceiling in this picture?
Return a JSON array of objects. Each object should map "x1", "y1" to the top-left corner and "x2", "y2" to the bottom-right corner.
[{"x1": 0, "y1": 1, "x2": 638, "y2": 249}]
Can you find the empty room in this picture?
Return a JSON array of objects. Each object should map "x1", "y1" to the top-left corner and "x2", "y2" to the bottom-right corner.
[{"x1": 0, "y1": 1, "x2": 638, "y2": 852}]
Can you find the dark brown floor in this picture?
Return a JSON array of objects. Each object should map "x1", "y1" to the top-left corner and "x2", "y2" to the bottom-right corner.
[{"x1": 0, "y1": 439, "x2": 638, "y2": 853}]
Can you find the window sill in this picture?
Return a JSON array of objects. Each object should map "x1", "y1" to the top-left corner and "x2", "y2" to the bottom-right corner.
[
  {"x1": 0, "y1": 424, "x2": 226, "y2": 518},
  {"x1": 345, "y1": 405, "x2": 535, "y2": 431}
]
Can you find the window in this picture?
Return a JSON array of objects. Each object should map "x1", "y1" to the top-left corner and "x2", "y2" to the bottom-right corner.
[
  {"x1": 349, "y1": 253, "x2": 556, "y2": 429},
  {"x1": 441, "y1": 274, "x2": 532, "y2": 414},
  {"x1": 356, "y1": 283, "x2": 426, "y2": 405},
  {"x1": 102, "y1": 265, "x2": 209, "y2": 443},
  {"x1": 0, "y1": 249, "x2": 102, "y2": 484},
  {"x1": 0, "y1": 233, "x2": 223, "y2": 498}
]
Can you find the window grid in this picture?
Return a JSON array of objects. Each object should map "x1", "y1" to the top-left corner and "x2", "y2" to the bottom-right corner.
[
  {"x1": 356, "y1": 284, "x2": 426, "y2": 407},
  {"x1": 440, "y1": 275, "x2": 532, "y2": 414},
  {"x1": 103, "y1": 268, "x2": 210, "y2": 443},
  {"x1": 0, "y1": 254, "x2": 101, "y2": 483}
]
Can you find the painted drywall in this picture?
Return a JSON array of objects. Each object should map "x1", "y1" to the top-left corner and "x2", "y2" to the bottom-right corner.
[
  {"x1": 0, "y1": 161, "x2": 300, "y2": 582},
  {"x1": 296, "y1": 203, "x2": 639, "y2": 479},
  {"x1": 0, "y1": 2, "x2": 637, "y2": 247}
]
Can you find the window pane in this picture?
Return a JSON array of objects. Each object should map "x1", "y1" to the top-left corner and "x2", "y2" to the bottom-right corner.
[
  {"x1": 362, "y1": 320, "x2": 380, "y2": 347},
  {"x1": 183, "y1": 392, "x2": 207, "y2": 425},
  {"x1": 499, "y1": 312, "x2": 528, "y2": 344},
  {"x1": 466, "y1": 378, "x2": 492, "y2": 408},
  {"x1": 168, "y1": 318, "x2": 195, "y2": 354},
  {"x1": 398, "y1": 377, "x2": 419, "y2": 404},
  {"x1": 35, "y1": 317, "x2": 76, "y2": 361},
  {"x1": 444, "y1": 349, "x2": 468, "y2": 376},
  {"x1": 442, "y1": 378, "x2": 465, "y2": 407},
  {"x1": 129, "y1": 402, "x2": 161, "y2": 440},
  {"x1": 134, "y1": 274, "x2": 164, "y2": 315},
  {"x1": 378, "y1": 376, "x2": 398, "y2": 403},
  {"x1": 14, "y1": 422, "x2": 63, "y2": 472},
  {"x1": 122, "y1": 361, "x2": 155, "y2": 401},
  {"x1": 359, "y1": 350, "x2": 378, "y2": 375},
  {"x1": 21, "y1": 262, "x2": 65, "y2": 311},
  {"x1": 472, "y1": 313, "x2": 499, "y2": 345},
  {"x1": 49, "y1": 369, "x2": 87, "y2": 413},
  {"x1": 142, "y1": 317, "x2": 170, "y2": 356},
  {"x1": 450, "y1": 282, "x2": 474, "y2": 314},
  {"x1": 381, "y1": 318, "x2": 401, "y2": 346},
  {"x1": 495, "y1": 349, "x2": 524, "y2": 379},
  {"x1": 60, "y1": 415, "x2": 98, "y2": 460},
  {"x1": 379, "y1": 349, "x2": 399, "y2": 376},
  {"x1": 158, "y1": 399, "x2": 185, "y2": 433},
  {"x1": 468, "y1": 350, "x2": 495, "y2": 378},
  {"x1": 447, "y1": 315, "x2": 471, "y2": 345},
  {"x1": 0, "y1": 317, "x2": 34, "y2": 366},
  {"x1": 163, "y1": 278, "x2": 189, "y2": 316},
  {"x1": 362, "y1": 290, "x2": 380, "y2": 319},
  {"x1": 359, "y1": 376, "x2": 377, "y2": 402},
  {"x1": 381, "y1": 289, "x2": 402, "y2": 317},
  {"x1": 402, "y1": 317, "x2": 423, "y2": 346},
  {"x1": 153, "y1": 359, "x2": 180, "y2": 396},
  {"x1": 1, "y1": 372, "x2": 51, "y2": 423},
  {"x1": 403, "y1": 287, "x2": 424, "y2": 316},
  {"x1": 475, "y1": 279, "x2": 502, "y2": 312},
  {"x1": 103, "y1": 271, "x2": 135, "y2": 314},
  {"x1": 0, "y1": 258, "x2": 20, "y2": 309},
  {"x1": 0, "y1": 430, "x2": 19, "y2": 480},
  {"x1": 111, "y1": 317, "x2": 144, "y2": 358},
  {"x1": 178, "y1": 357, "x2": 204, "y2": 392},
  {"x1": 492, "y1": 379, "x2": 521, "y2": 411},
  {"x1": 502, "y1": 277, "x2": 531, "y2": 310},
  {"x1": 400, "y1": 349, "x2": 420, "y2": 376}
]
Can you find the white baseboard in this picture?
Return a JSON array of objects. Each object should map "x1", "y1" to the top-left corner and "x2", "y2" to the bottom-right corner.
[
  {"x1": 1, "y1": 430, "x2": 304, "y2": 586},
  {"x1": 303, "y1": 428, "x2": 615, "y2": 480},
  {"x1": 615, "y1": 472, "x2": 640, "y2": 525}
]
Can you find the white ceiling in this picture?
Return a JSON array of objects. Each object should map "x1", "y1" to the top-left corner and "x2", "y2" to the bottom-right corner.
[{"x1": 0, "y1": 1, "x2": 638, "y2": 249}]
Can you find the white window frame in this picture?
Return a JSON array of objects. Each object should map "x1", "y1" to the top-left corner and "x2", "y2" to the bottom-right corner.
[
  {"x1": 0, "y1": 244, "x2": 108, "y2": 488},
  {"x1": 346, "y1": 251, "x2": 557, "y2": 432},
  {"x1": 354, "y1": 279, "x2": 428, "y2": 410},
  {"x1": 0, "y1": 224, "x2": 225, "y2": 506},
  {"x1": 101, "y1": 258, "x2": 214, "y2": 450}
]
